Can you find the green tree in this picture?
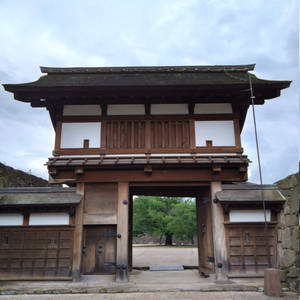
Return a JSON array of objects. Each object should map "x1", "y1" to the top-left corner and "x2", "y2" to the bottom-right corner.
[
  {"x1": 132, "y1": 196, "x2": 153, "y2": 236},
  {"x1": 148, "y1": 196, "x2": 180, "y2": 245},
  {"x1": 133, "y1": 196, "x2": 190, "y2": 245},
  {"x1": 167, "y1": 199, "x2": 197, "y2": 244}
]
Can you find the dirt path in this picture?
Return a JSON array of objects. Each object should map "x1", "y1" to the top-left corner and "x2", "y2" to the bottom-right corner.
[{"x1": 133, "y1": 246, "x2": 198, "y2": 267}]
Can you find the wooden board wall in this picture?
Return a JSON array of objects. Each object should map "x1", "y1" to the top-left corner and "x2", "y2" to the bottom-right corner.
[
  {"x1": 84, "y1": 183, "x2": 118, "y2": 225},
  {"x1": 0, "y1": 226, "x2": 74, "y2": 280},
  {"x1": 84, "y1": 183, "x2": 117, "y2": 214},
  {"x1": 225, "y1": 223, "x2": 276, "y2": 275}
]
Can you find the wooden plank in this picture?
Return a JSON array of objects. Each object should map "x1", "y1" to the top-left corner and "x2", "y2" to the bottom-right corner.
[
  {"x1": 0, "y1": 276, "x2": 72, "y2": 281},
  {"x1": 54, "y1": 145, "x2": 243, "y2": 155},
  {"x1": 116, "y1": 182, "x2": 129, "y2": 282},
  {"x1": 211, "y1": 181, "x2": 228, "y2": 280},
  {"x1": 72, "y1": 183, "x2": 84, "y2": 281},
  {"x1": 55, "y1": 231, "x2": 61, "y2": 276},
  {"x1": 145, "y1": 120, "x2": 151, "y2": 151},
  {"x1": 83, "y1": 213, "x2": 117, "y2": 225},
  {"x1": 84, "y1": 183, "x2": 117, "y2": 214}
]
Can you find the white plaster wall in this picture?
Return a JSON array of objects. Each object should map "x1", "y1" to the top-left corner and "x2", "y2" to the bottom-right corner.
[
  {"x1": 229, "y1": 209, "x2": 271, "y2": 222},
  {"x1": 194, "y1": 103, "x2": 232, "y2": 114},
  {"x1": 0, "y1": 214, "x2": 23, "y2": 226},
  {"x1": 151, "y1": 104, "x2": 189, "y2": 115},
  {"x1": 60, "y1": 122, "x2": 101, "y2": 148},
  {"x1": 107, "y1": 104, "x2": 145, "y2": 115},
  {"x1": 29, "y1": 213, "x2": 70, "y2": 225},
  {"x1": 63, "y1": 105, "x2": 102, "y2": 116},
  {"x1": 195, "y1": 120, "x2": 235, "y2": 146}
]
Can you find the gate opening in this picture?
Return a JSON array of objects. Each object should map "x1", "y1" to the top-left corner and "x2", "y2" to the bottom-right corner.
[{"x1": 129, "y1": 184, "x2": 214, "y2": 275}]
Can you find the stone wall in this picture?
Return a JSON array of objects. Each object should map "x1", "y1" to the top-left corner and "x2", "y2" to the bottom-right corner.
[{"x1": 276, "y1": 172, "x2": 299, "y2": 292}]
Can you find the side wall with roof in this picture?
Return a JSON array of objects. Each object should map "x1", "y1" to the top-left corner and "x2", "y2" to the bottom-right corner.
[{"x1": 276, "y1": 173, "x2": 299, "y2": 292}]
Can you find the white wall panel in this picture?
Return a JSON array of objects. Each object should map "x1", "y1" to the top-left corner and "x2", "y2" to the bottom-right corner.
[
  {"x1": 151, "y1": 104, "x2": 188, "y2": 115},
  {"x1": 0, "y1": 214, "x2": 23, "y2": 226},
  {"x1": 61, "y1": 122, "x2": 101, "y2": 148},
  {"x1": 229, "y1": 210, "x2": 271, "y2": 222},
  {"x1": 63, "y1": 105, "x2": 102, "y2": 116},
  {"x1": 29, "y1": 213, "x2": 69, "y2": 225},
  {"x1": 194, "y1": 103, "x2": 232, "y2": 114},
  {"x1": 107, "y1": 104, "x2": 145, "y2": 115},
  {"x1": 195, "y1": 121, "x2": 235, "y2": 146}
]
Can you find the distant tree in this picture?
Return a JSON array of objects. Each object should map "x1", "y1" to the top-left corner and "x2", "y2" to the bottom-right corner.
[
  {"x1": 167, "y1": 199, "x2": 197, "y2": 244},
  {"x1": 148, "y1": 197, "x2": 180, "y2": 245},
  {"x1": 132, "y1": 196, "x2": 153, "y2": 236},
  {"x1": 133, "y1": 196, "x2": 191, "y2": 246}
]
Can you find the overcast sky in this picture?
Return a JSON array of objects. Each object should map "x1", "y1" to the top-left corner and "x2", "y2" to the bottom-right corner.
[{"x1": 0, "y1": 0, "x2": 298, "y2": 184}]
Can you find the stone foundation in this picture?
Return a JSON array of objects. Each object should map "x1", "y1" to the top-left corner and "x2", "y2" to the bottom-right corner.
[{"x1": 276, "y1": 173, "x2": 299, "y2": 292}]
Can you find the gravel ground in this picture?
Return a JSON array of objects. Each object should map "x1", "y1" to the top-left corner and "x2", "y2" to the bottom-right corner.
[{"x1": 0, "y1": 292, "x2": 298, "y2": 300}]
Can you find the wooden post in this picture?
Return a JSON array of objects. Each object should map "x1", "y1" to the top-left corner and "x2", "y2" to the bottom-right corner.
[
  {"x1": 116, "y1": 182, "x2": 129, "y2": 282},
  {"x1": 210, "y1": 181, "x2": 228, "y2": 280},
  {"x1": 128, "y1": 194, "x2": 133, "y2": 271},
  {"x1": 72, "y1": 183, "x2": 84, "y2": 281},
  {"x1": 195, "y1": 196, "x2": 202, "y2": 274}
]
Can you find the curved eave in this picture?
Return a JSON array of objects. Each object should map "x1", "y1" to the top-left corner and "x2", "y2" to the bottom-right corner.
[{"x1": 2, "y1": 80, "x2": 291, "y2": 104}]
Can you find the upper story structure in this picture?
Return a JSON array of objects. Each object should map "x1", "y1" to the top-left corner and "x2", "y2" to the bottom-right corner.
[{"x1": 3, "y1": 64, "x2": 290, "y2": 183}]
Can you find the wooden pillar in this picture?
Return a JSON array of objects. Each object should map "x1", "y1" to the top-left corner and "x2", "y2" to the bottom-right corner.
[
  {"x1": 128, "y1": 194, "x2": 133, "y2": 271},
  {"x1": 210, "y1": 181, "x2": 228, "y2": 280},
  {"x1": 72, "y1": 183, "x2": 84, "y2": 281},
  {"x1": 195, "y1": 196, "x2": 202, "y2": 273},
  {"x1": 116, "y1": 182, "x2": 129, "y2": 282}
]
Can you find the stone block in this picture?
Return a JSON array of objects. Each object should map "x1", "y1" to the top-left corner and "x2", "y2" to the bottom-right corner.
[
  {"x1": 282, "y1": 228, "x2": 292, "y2": 249},
  {"x1": 283, "y1": 206, "x2": 290, "y2": 214},
  {"x1": 286, "y1": 277, "x2": 300, "y2": 292},
  {"x1": 291, "y1": 230, "x2": 299, "y2": 252},
  {"x1": 287, "y1": 266, "x2": 299, "y2": 278},
  {"x1": 278, "y1": 269, "x2": 287, "y2": 282},
  {"x1": 264, "y1": 268, "x2": 281, "y2": 297},
  {"x1": 279, "y1": 213, "x2": 285, "y2": 225},
  {"x1": 279, "y1": 249, "x2": 296, "y2": 268},
  {"x1": 285, "y1": 214, "x2": 298, "y2": 227},
  {"x1": 288, "y1": 196, "x2": 299, "y2": 214},
  {"x1": 277, "y1": 229, "x2": 283, "y2": 242}
]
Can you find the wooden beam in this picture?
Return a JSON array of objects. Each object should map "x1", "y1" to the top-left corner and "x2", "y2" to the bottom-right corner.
[
  {"x1": 72, "y1": 183, "x2": 84, "y2": 281},
  {"x1": 211, "y1": 181, "x2": 228, "y2": 280},
  {"x1": 116, "y1": 182, "x2": 129, "y2": 282},
  {"x1": 54, "y1": 168, "x2": 248, "y2": 183}
]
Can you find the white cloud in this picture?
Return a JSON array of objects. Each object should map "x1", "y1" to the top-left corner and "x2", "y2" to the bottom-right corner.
[{"x1": 0, "y1": 0, "x2": 298, "y2": 183}]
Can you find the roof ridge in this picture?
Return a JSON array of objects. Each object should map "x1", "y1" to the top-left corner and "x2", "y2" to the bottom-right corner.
[{"x1": 40, "y1": 64, "x2": 256, "y2": 74}]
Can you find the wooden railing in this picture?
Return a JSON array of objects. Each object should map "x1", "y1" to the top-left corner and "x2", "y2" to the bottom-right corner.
[
  {"x1": 150, "y1": 119, "x2": 191, "y2": 149},
  {"x1": 103, "y1": 119, "x2": 191, "y2": 151},
  {"x1": 104, "y1": 120, "x2": 146, "y2": 149}
]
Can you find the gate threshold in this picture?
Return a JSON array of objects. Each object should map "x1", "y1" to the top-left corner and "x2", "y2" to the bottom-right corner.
[{"x1": 149, "y1": 265, "x2": 184, "y2": 271}]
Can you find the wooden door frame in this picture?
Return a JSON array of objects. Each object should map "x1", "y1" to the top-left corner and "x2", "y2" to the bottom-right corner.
[{"x1": 128, "y1": 182, "x2": 212, "y2": 275}]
